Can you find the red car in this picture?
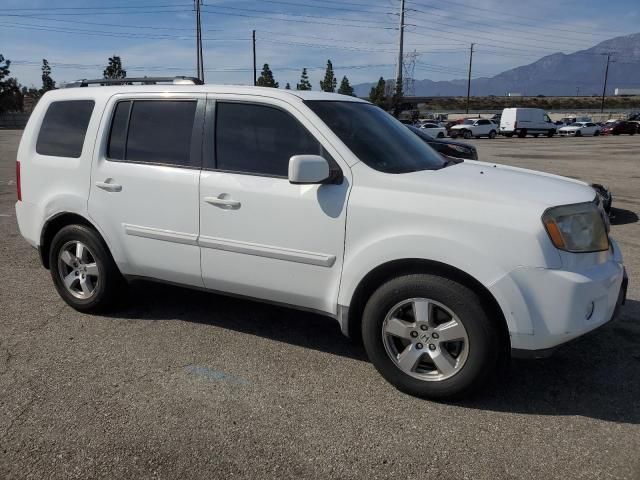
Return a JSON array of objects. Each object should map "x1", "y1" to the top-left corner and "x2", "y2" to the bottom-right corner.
[{"x1": 601, "y1": 120, "x2": 638, "y2": 135}]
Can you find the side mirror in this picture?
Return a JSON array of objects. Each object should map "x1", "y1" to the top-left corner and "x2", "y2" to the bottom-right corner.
[{"x1": 288, "y1": 155, "x2": 331, "y2": 185}]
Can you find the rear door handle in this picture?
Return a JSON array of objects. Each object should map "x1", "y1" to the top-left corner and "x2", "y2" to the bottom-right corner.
[
  {"x1": 95, "y1": 180, "x2": 122, "y2": 192},
  {"x1": 204, "y1": 195, "x2": 241, "y2": 209}
]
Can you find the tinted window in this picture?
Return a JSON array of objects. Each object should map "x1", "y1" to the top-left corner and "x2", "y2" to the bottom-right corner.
[
  {"x1": 108, "y1": 100, "x2": 197, "y2": 167},
  {"x1": 215, "y1": 102, "x2": 324, "y2": 177},
  {"x1": 478, "y1": 119, "x2": 490, "y2": 125},
  {"x1": 36, "y1": 100, "x2": 95, "y2": 158},
  {"x1": 307, "y1": 101, "x2": 445, "y2": 173}
]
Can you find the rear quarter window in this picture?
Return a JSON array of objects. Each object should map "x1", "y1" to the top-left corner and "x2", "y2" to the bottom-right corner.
[{"x1": 36, "y1": 100, "x2": 95, "y2": 158}]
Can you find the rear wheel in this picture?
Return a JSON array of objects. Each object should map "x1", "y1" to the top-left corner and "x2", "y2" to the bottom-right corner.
[
  {"x1": 49, "y1": 225, "x2": 125, "y2": 312},
  {"x1": 594, "y1": 130, "x2": 600, "y2": 136},
  {"x1": 547, "y1": 129, "x2": 555, "y2": 137},
  {"x1": 488, "y1": 130, "x2": 497, "y2": 139},
  {"x1": 362, "y1": 274, "x2": 501, "y2": 399}
]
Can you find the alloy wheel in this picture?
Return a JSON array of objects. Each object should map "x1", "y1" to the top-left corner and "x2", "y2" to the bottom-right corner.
[
  {"x1": 381, "y1": 298, "x2": 469, "y2": 382},
  {"x1": 57, "y1": 240, "x2": 100, "y2": 299}
]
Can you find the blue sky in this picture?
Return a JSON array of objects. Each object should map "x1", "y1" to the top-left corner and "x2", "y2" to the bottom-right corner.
[{"x1": 1, "y1": 0, "x2": 638, "y2": 89}]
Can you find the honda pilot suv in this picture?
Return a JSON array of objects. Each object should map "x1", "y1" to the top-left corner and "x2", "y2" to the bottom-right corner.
[{"x1": 15, "y1": 78, "x2": 627, "y2": 399}]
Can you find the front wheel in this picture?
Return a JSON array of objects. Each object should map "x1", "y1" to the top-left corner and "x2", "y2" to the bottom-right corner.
[
  {"x1": 49, "y1": 225, "x2": 125, "y2": 312},
  {"x1": 575, "y1": 130, "x2": 582, "y2": 137},
  {"x1": 362, "y1": 274, "x2": 501, "y2": 399},
  {"x1": 437, "y1": 132, "x2": 445, "y2": 138},
  {"x1": 463, "y1": 130, "x2": 473, "y2": 139}
]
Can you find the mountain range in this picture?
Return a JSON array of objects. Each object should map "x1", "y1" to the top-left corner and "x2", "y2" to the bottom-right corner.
[{"x1": 353, "y1": 32, "x2": 640, "y2": 97}]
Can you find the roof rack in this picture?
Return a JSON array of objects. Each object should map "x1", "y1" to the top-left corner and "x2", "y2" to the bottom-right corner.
[{"x1": 64, "y1": 76, "x2": 203, "y2": 88}]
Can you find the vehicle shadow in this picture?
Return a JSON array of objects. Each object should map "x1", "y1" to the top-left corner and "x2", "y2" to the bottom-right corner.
[
  {"x1": 610, "y1": 207, "x2": 639, "y2": 225},
  {"x1": 458, "y1": 298, "x2": 640, "y2": 424},
  {"x1": 111, "y1": 282, "x2": 639, "y2": 424},
  {"x1": 112, "y1": 280, "x2": 368, "y2": 362}
]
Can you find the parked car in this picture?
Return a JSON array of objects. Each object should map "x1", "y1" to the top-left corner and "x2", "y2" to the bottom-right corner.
[
  {"x1": 408, "y1": 126, "x2": 478, "y2": 160},
  {"x1": 500, "y1": 108, "x2": 557, "y2": 138},
  {"x1": 450, "y1": 118, "x2": 498, "y2": 139},
  {"x1": 419, "y1": 122, "x2": 446, "y2": 138},
  {"x1": 558, "y1": 122, "x2": 601, "y2": 137},
  {"x1": 15, "y1": 79, "x2": 627, "y2": 400},
  {"x1": 601, "y1": 120, "x2": 638, "y2": 135}
]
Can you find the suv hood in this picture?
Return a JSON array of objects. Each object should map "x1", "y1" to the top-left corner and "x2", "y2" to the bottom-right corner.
[{"x1": 391, "y1": 160, "x2": 595, "y2": 209}]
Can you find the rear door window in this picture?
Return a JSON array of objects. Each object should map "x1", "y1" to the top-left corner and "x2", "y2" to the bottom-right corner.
[
  {"x1": 107, "y1": 100, "x2": 198, "y2": 167},
  {"x1": 36, "y1": 100, "x2": 95, "y2": 158}
]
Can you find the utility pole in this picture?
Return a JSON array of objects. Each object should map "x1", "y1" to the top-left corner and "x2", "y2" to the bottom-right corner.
[
  {"x1": 465, "y1": 43, "x2": 475, "y2": 114},
  {"x1": 194, "y1": 0, "x2": 204, "y2": 82},
  {"x1": 252, "y1": 30, "x2": 257, "y2": 86},
  {"x1": 600, "y1": 53, "x2": 611, "y2": 113},
  {"x1": 395, "y1": 0, "x2": 405, "y2": 96}
]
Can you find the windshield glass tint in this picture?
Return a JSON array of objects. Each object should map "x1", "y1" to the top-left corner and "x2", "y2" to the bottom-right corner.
[{"x1": 305, "y1": 101, "x2": 445, "y2": 173}]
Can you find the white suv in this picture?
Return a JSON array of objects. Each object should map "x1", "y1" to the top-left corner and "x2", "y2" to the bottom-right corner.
[
  {"x1": 15, "y1": 79, "x2": 627, "y2": 399},
  {"x1": 449, "y1": 118, "x2": 498, "y2": 139}
]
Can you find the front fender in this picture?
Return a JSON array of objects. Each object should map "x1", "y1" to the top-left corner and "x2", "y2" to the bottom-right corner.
[{"x1": 338, "y1": 234, "x2": 533, "y2": 336}]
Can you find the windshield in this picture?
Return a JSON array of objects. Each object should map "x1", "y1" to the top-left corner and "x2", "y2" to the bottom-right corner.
[
  {"x1": 305, "y1": 101, "x2": 446, "y2": 173},
  {"x1": 569, "y1": 123, "x2": 584, "y2": 126}
]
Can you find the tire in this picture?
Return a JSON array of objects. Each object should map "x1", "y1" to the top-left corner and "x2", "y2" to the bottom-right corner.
[
  {"x1": 361, "y1": 274, "x2": 501, "y2": 400},
  {"x1": 437, "y1": 132, "x2": 445, "y2": 138},
  {"x1": 488, "y1": 130, "x2": 497, "y2": 139},
  {"x1": 463, "y1": 130, "x2": 472, "y2": 139},
  {"x1": 547, "y1": 130, "x2": 555, "y2": 137},
  {"x1": 575, "y1": 130, "x2": 582, "y2": 137},
  {"x1": 594, "y1": 130, "x2": 600, "y2": 136},
  {"x1": 517, "y1": 129, "x2": 527, "y2": 138},
  {"x1": 49, "y1": 224, "x2": 125, "y2": 312}
]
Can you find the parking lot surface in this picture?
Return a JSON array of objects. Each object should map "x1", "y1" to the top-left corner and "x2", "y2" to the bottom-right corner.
[{"x1": 1, "y1": 130, "x2": 638, "y2": 479}]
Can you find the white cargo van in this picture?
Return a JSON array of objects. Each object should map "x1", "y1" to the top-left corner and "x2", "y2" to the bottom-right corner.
[{"x1": 500, "y1": 108, "x2": 557, "y2": 138}]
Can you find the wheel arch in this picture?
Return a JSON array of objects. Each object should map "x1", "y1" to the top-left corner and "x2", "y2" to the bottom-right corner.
[
  {"x1": 343, "y1": 258, "x2": 510, "y2": 353},
  {"x1": 40, "y1": 212, "x2": 106, "y2": 269}
]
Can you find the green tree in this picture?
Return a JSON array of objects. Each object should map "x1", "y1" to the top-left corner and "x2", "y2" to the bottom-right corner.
[
  {"x1": 319, "y1": 59, "x2": 336, "y2": 92},
  {"x1": 368, "y1": 76, "x2": 387, "y2": 108},
  {"x1": 256, "y1": 63, "x2": 279, "y2": 88},
  {"x1": 41, "y1": 58, "x2": 55, "y2": 93},
  {"x1": 391, "y1": 80, "x2": 403, "y2": 118},
  {"x1": 285, "y1": 82, "x2": 291, "y2": 90},
  {"x1": 103, "y1": 55, "x2": 127, "y2": 80},
  {"x1": 296, "y1": 68, "x2": 312, "y2": 91},
  {"x1": 0, "y1": 54, "x2": 24, "y2": 113},
  {"x1": 337, "y1": 75, "x2": 354, "y2": 96}
]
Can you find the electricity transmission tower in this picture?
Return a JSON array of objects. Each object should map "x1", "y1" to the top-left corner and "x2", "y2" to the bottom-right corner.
[{"x1": 402, "y1": 50, "x2": 419, "y2": 96}]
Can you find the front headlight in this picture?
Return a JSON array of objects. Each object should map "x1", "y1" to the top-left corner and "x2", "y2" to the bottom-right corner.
[{"x1": 542, "y1": 201, "x2": 609, "y2": 252}]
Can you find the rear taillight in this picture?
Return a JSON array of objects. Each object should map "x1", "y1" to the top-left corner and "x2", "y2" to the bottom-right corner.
[{"x1": 16, "y1": 161, "x2": 21, "y2": 201}]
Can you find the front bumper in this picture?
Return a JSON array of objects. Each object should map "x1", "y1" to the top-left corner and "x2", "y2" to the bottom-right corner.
[
  {"x1": 512, "y1": 268, "x2": 627, "y2": 358},
  {"x1": 489, "y1": 242, "x2": 626, "y2": 355}
]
